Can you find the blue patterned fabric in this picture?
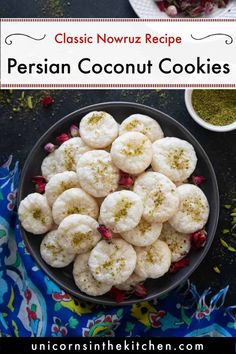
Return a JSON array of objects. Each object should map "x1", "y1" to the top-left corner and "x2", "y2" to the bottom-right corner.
[{"x1": 0, "y1": 157, "x2": 236, "y2": 338}]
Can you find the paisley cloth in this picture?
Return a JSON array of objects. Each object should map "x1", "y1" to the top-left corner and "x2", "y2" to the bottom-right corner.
[{"x1": 0, "y1": 157, "x2": 236, "y2": 338}]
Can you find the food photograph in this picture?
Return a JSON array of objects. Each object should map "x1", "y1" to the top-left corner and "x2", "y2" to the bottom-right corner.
[{"x1": 0, "y1": 0, "x2": 236, "y2": 344}]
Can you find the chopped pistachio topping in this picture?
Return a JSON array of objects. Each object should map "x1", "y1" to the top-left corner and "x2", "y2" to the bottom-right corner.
[
  {"x1": 168, "y1": 148, "x2": 189, "y2": 170},
  {"x1": 66, "y1": 205, "x2": 85, "y2": 216},
  {"x1": 72, "y1": 231, "x2": 92, "y2": 246},
  {"x1": 138, "y1": 219, "x2": 152, "y2": 235},
  {"x1": 88, "y1": 112, "x2": 105, "y2": 125},
  {"x1": 33, "y1": 208, "x2": 46, "y2": 224},
  {"x1": 121, "y1": 140, "x2": 145, "y2": 157},
  {"x1": 182, "y1": 197, "x2": 204, "y2": 222},
  {"x1": 124, "y1": 119, "x2": 140, "y2": 130},
  {"x1": 64, "y1": 146, "x2": 75, "y2": 170},
  {"x1": 114, "y1": 198, "x2": 133, "y2": 222}
]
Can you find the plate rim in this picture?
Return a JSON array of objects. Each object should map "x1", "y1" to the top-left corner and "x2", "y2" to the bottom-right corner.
[{"x1": 17, "y1": 101, "x2": 220, "y2": 306}]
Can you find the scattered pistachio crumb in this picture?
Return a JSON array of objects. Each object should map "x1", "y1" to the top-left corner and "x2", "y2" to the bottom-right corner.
[{"x1": 213, "y1": 266, "x2": 221, "y2": 274}]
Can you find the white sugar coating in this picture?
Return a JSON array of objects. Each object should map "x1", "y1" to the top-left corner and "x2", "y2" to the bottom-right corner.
[
  {"x1": 110, "y1": 132, "x2": 152, "y2": 175},
  {"x1": 99, "y1": 190, "x2": 143, "y2": 233},
  {"x1": 73, "y1": 252, "x2": 112, "y2": 296},
  {"x1": 88, "y1": 238, "x2": 137, "y2": 285},
  {"x1": 169, "y1": 184, "x2": 210, "y2": 234},
  {"x1": 41, "y1": 152, "x2": 59, "y2": 181},
  {"x1": 52, "y1": 187, "x2": 99, "y2": 225},
  {"x1": 40, "y1": 229, "x2": 75, "y2": 268},
  {"x1": 116, "y1": 272, "x2": 146, "y2": 291},
  {"x1": 152, "y1": 137, "x2": 197, "y2": 183},
  {"x1": 18, "y1": 193, "x2": 53, "y2": 235},
  {"x1": 133, "y1": 172, "x2": 179, "y2": 223},
  {"x1": 45, "y1": 171, "x2": 80, "y2": 207},
  {"x1": 76, "y1": 150, "x2": 119, "y2": 197},
  {"x1": 120, "y1": 218, "x2": 163, "y2": 247},
  {"x1": 57, "y1": 214, "x2": 101, "y2": 254},
  {"x1": 56, "y1": 137, "x2": 92, "y2": 172},
  {"x1": 159, "y1": 223, "x2": 191, "y2": 262},
  {"x1": 79, "y1": 111, "x2": 119, "y2": 148},
  {"x1": 135, "y1": 239, "x2": 171, "y2": 279},
  {"x1": 119, "y1": 114, "x2": 164, "y2": 142}
]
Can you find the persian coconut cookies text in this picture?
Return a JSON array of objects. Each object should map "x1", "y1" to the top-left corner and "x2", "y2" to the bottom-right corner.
[{"x1": 18, "y1": 111, "x2": 210, "y2": 299}]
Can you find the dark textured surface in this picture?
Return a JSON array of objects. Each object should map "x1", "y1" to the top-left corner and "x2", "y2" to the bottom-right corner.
[{"x1": 0, "y1": 0, "x2": 236, "y2": 304}]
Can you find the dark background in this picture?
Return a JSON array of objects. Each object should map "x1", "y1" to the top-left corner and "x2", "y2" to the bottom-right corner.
[{"x1": 1, "y1": 0, "x2": 236, "y2": 304}]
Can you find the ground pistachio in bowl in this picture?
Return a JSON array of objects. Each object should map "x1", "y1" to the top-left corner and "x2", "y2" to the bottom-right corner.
[{"x1": 185, "y1": 90, "x2": 236, "y2": 132}]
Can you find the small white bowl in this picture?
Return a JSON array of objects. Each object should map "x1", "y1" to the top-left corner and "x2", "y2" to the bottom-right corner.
[{"x1": 185, "y1": 89, "x2": 236, "y2": 133}]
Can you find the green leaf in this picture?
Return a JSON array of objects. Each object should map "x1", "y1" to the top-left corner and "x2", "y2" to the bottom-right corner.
[
  {"x1": 213, "y1": 266, "x2": 221, "y2": 274},
  {"x1": 27, "y1": 96, "x2": 33, "y2": 109},
  {"x1": 0, "y1": 229, "x2": 7, "y2": 238},
  {"x1": 125, "y1": 322, "x2": 135, "y2": 332},
  {"x1": 54, "y1": 302, "x2": 62, "y2": 312},
  {"x1": 68, "y1": 316, "x2": 79, "y2": 329},
  {"x1": 220, "y1": 238, "x2": 229, "y2": 248}
]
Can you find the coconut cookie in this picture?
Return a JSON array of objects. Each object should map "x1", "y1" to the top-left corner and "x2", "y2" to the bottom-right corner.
[
  {"x1": 152, "y1": 137, "x2": 197, "y2": 183},
  {"x1": 79, "y1": 111, "x2": 119, "y2": 148},
  {"x1": 119, "y1": 114, "x2": 164, "y2": 142},
  {"x1": 159, "y1": 223, "x2": 191, "y2": 262},
  {"x1": 133, "y1": 172, "x2": 179, "y2": 223},
  {"x1": 76, "y1": 150, "x2": 119, "y2": 197},
  {"x1": 73, "y1": 252, "x2": 112, "y2": 296},
  {"x1": 120, "y1": 218, "x2": 162, "y2": 247},
  {"x1": 116, "y1": 272, "x2": 146, "y2": 291},
  {"x1": 56, "y1": 137, "x2": 91, "y2": 172},
  {"x1": 110, "y1": 132, "x2": 152, "y2": 175},
  {"x1": 45, "y1": 171, "x2": 80, "y2": 207},
  {"x1": 18, "y1": 193, "x2": 53, "y2": 235},
  {"x1": 135, "y1": 239, "x2": 171, "y2": 279},
  {"x1": 99, "y1": 190, "x2": 143, "y2": 233},
  {"x1": 169, "y1": 184, "x2": 209, "y2": 234},
  {"x1": 88, "y1": 238, "x2": 137, "y2": 285},
  {"x1": 57, "y1": 214, "x2": 101, "y2": 254},
  {"x1": 40, "y1": 229, "x2": 75, "y2": 268},
  {"x1": 41, "y1": 152, "x2": 59, "y2": 181},
  {"x1": 52, "y1": 187, "x2": 99, "y2": 225}
]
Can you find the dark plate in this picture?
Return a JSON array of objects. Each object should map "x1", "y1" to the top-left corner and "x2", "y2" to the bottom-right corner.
[{"x1": 17, "y1": 102, "x2": 219, "y2": 306}]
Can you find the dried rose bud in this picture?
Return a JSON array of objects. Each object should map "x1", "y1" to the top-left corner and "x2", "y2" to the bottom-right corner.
[
  {"x1": 155, "y1": 0, "x2": 167, "y2": 12},
  {"x1": 134, "y1": 283, "x2": 147, "y2": 298},
  {"x1": 41, "y1": 95, "x2": 53, "y2": 107},
  {"x1": 166, "y1": 5, "x2": 178, "y2": 17},
  {"x1": 191, "y1": 229, "x2": 207, "y2": 249},
  {"x1": 192, "y1": 175, "x2": 206, "y2": 186},
  {"x1": 118, "y1": 171, "x2": 134, "y2": 188},
  {"x1": 170, "y1": 257, "x2": 189, "y2": 273},
  {"x1": 109, "y1": 287, "x2": 125, "y2": 303},
  {"x1": 44, "y1": 143, "x2": 56, "y2": 153},
  {"x1": 56, "y1": 133, "x2": 70, "y2": 145},
  {"x1": 70, "y1": 124, "x2": 79, "y2": 137},
  {"x1": 97, "y1": 224, "x2": 112, "y2": 240},
  {"x1": 32, "y1": 176, "x2": 47, "y2": 194}
]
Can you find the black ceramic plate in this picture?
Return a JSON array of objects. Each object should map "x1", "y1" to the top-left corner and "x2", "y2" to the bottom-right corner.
[{"x1": 17, "y1": 102, "x2": 219, "y2": 306}]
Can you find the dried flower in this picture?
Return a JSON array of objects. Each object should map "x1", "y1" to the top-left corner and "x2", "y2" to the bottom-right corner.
[
  {"x1": 192, "y1": 175, "x2": 206, "y2": 186},
  {"x1": 70, "y1": 124, "x2": 79, "y2": 137},
  {"x1": 32, "y1": 176, "x2": 47, "y2": 193},
  {"x1": 191, "y1": 229, "x2": 207, "y2": 249},
  {"x1": 41, "y1": 95, "x2": 53, "y2": 107},
  {"x1": 109, "y1": 287, "x2": 125, "y2": 303},
  {"x1": 56, "y1": 133, "x2": 70, "y2": 145},
  {"x1": 170, "y1": 257, "x2": 189, "y2": 273},
  {"x1": 166, "y1": 5, "x2": 178, "y2": 16},
  {"x1": 44, "y1": 143, "x2": 56, "y2": 153},
  {"x1": 97, "y1": 224, "x2": 112, "y2": 240},
  {"x1": 118, "y1": 171, "x2": 134, "y2": 188},
  {"x1": 134, "y1": 283, "x2": 148, "y2": 298}
]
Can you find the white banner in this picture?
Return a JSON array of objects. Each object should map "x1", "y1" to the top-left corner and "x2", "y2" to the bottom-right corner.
[{"x1": 0, "y1": 18, "x2": 236, "y2": 89}]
